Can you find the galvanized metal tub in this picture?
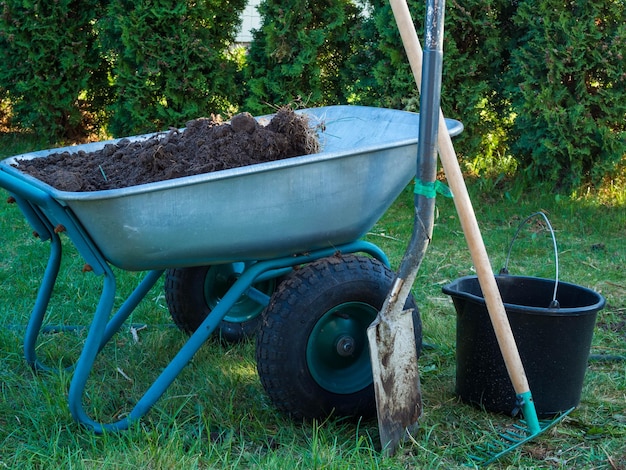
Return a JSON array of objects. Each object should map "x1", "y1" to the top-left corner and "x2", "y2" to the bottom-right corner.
[{"x1": 1, "y1": 105, "x2": 462, "y2": 270}]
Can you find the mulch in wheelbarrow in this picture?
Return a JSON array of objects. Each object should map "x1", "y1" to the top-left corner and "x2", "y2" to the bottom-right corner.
[{"x1": 14, "y1": 108, "x2": 320, "y2": 192}]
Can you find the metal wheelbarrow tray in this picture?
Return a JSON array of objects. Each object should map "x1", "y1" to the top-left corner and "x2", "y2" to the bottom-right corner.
[
  {"x1": 0, "y1": 105, "x2": 462, "y2": 433},
  {"x1": 2, "y1": 105, "x2": 461, "y2": 270}
]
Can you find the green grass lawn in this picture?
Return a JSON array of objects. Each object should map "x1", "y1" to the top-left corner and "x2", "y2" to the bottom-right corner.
[{"x1": 0, "y1": 135, "x2": 624, "y2": 468}]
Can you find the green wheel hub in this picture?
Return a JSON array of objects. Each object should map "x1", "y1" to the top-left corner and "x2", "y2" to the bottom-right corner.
[
  {"x1": 306, "y1": 302, "x2": 376, "y2": 394},
  {"x1": 203, "y1": 263, "x2": 275, "y2": 323}
]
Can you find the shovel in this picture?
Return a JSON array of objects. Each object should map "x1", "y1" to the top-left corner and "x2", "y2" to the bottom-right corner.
[
  {"x1": 388, "y1": 0, "x2": 573, "y2": 465},
  {"x1": 367, "y1": 0, "x2": 446, "y2": 455}
]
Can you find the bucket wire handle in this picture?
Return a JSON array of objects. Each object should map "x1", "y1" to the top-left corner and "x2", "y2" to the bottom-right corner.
[{"x1": 499, "y1": 211, "x2": 560, "y2": 308}]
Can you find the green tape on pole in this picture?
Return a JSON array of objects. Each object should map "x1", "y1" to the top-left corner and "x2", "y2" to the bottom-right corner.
[
  {"x1": 414, "y1": 180, "x2": 437, "y2": 198},
  {"x1": 414, "y1": 179, "x2": 453, "y2": 198},
  {"x1": 435, "y1": 180, "x2": 453, "y2": 198}
]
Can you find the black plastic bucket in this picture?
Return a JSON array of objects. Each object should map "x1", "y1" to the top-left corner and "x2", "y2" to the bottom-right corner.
[{"x1": 443, "y1": 274, "x2": 605, "y2": 417}]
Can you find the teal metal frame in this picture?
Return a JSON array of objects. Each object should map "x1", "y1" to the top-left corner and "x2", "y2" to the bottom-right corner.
[{"x1": 0, "y1": 168, "x2": 389, "y2": 433}]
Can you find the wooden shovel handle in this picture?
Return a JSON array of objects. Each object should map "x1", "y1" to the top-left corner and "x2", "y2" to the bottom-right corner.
[{"x1": 389, "y1": 0, "x2": 530, "y2": 396}]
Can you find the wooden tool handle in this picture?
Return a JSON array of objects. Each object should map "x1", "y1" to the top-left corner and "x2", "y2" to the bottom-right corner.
[{"x1": 389, "y1": 0, "x2": 530, "y2": 395}]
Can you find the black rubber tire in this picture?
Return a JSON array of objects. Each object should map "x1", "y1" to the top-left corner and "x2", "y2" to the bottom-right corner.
[
  {"x1": 164, "y1": 264, "x2": 278, "y2": 342},
  {"x1": 256, "y1": 254, "x2": 422, "y2": 420}
]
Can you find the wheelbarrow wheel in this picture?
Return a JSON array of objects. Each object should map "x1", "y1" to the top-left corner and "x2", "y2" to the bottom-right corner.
[
  {"x1": 256, "y1": 254, "x2": 421, "y2": 419},
  {"x1": 164, "y1": 263, "x2": 278, "y2": 342}
]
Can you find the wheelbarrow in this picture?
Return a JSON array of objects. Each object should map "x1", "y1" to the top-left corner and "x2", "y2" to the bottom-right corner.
[{"x1": 0, "y1": 105, "x2": 462, "y2": 432}]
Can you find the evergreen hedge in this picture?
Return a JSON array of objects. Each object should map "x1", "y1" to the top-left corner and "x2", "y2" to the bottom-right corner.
[
  {"x1": 0, "y1": 0, "x2": 623, "y2": 191},
  {"x1": 350, "y1": 0, "x2": 514, "y2": 176},
  {"x1": 99, "y1": 0, "x2": 247, "y2": 136},
  {"x1": 0, "y1": 0, "x2": 246, "y2": 139},
  {"x1": 244, "y1": 0, "x2": 361, "y2": 115},
  {"x1": 0, "y1": 0, "x2": 110, "y2": 141},
  {"x1": 506, "y1": 0, "x2": 626, "y2": 189},
  {"x1": 346, "y1": 0, "x2": 625, "y2": 189}
]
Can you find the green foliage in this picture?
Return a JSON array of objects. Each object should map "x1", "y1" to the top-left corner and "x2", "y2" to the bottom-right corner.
[
  {"x1": 352, "y1": 0, "x2": 626, "y2": 192},
  {"x1": 347, "y1": 0, "x2": 414, "y2": 109},
  {"x1": 0, "y1": 0, "x2": 110, "y2": 141},
  {"x1": 0, "y1": 0, "x2": 624, "y2": 193},
  {"x1": 99, "y1": 0, "x2": 247, "y2": 136},
  {"x1": 0, "y1": 177, "x2": 624, "y2": 468},
  {"x1": 244, "y1": 0, "x2": 361, "y2": 115},
  {"x1": 0, "y1": 90, "x2": 10, "y2": 129},
  {"x1": 349, "y1": 0, "x2": 515, "y2": 170},
  {"x1": 506, "y1": 0, "x2": 626, "y2": 190}
]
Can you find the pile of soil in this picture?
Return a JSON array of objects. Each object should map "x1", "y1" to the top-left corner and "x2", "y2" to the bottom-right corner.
[{"x1": 14, "y1": 108, "x2": 320, "y2": 192}]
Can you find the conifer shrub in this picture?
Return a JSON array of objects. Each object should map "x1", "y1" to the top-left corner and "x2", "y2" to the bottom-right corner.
[
  {"x1": 505, "y1": 0, "x2": 626, "y2": 189},
  {"x1": 0, "y1": 0, "x2": 623, "y2": 192},
  {"x1": 99, "y1": 0, "x2": 247, "y2": 136},
  {"x1": 0, "y1": 0, "x2": 110, "y2": 141},
  {"x1": 351, "y1": 0, "x2": 514, "y2": 170},
  {"x1": 244, "y1": 0, "x2": 361, "y2": 115}
]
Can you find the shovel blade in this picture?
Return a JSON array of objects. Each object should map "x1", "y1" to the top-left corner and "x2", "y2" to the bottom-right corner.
[{"x1": 367, "y1": 309, "x2": 422, "y2": 456}]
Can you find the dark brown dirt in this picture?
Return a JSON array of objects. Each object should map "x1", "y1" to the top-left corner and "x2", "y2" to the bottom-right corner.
[{"x1": 14, "y1": 108, "x2": 320, "y2": 192}]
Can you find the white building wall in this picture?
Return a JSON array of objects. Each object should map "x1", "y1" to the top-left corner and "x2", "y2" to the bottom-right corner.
[{"x1": 236, "y1": 0, "x2": 262, "y2": 43}]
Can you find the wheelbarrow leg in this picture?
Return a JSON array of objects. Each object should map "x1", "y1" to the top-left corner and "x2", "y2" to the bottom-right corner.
[
  {"x1": 23, "y1": 230, "x2": 62, "y2": 371},
  {"x1": 22, "y1": 231, "x2": 164, "y2": 373},
  {"x1": 98, "y1": 269, "x2": 165, "y2": 348},
  {"x1": 68, "y1": 267, "x2": 164, "y2": 431},
  {"x1": 67, "y1": 265, "x2": 116, "y2": 429},
  {"x1": 68, "y1": 255, "x2": 284, "y2": 433}
]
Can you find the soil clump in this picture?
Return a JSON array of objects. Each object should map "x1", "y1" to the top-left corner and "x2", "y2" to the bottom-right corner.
[{"x1": 14, "y1": 108, "x2": 320, "y2": 192}]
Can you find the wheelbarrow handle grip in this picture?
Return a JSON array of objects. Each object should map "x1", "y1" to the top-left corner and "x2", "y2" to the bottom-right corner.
[{"x1": 389, "y1": 0, "x2": 531, "y2": 396}]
